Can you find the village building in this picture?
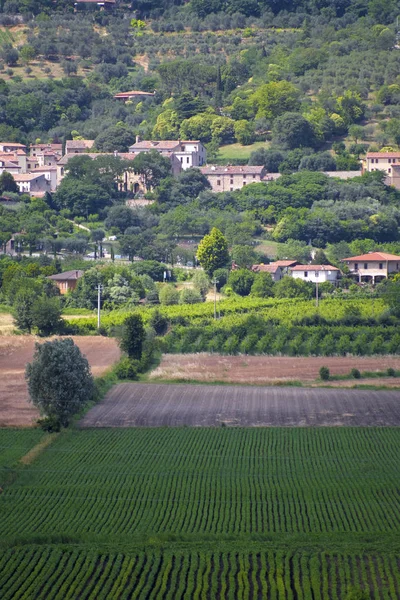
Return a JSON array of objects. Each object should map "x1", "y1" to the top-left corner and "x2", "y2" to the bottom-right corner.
[
  {"x1": 251, "y1": 263, "x2": 283, "y2": 282},
  {"x1": 0, "y1": 159, "x2": 21, "y2": 176},
  {"x1": 200, "y1": 165, "x2": 267, "y2": 192},
  {"x1": 341, "y1": 252, "x2": 400, "y2": 284},
  {"x1": 30, "y1": 166, "x2": 58, "y2": 192},
  {"x1": 65, "y1": 140, "x2": 95, "y2": 155},
  {"x1": 13, "y1": 173, "x2": 51, "y2": 196},
  {"x1": 0, "y1": 142, "x2": 27, "y2": 153},
  {"x1": 290, "y1": 264, "x2": 341, "y2": 283},
  {"x1": 114, "y1": 91, "x2": 155, "y2": 102},
  {"x1": 47, "y1": 270, "x2": 84, "y2": 294},
  {"x1": 129, "y1": 139, "x2": 206, "y2": 170},
  {"x1": 30, "y1": 143, "x2": 63, "y2": 158},
  {"x1": 363, "y1": 152, "x2": 400, "y2": 189}
]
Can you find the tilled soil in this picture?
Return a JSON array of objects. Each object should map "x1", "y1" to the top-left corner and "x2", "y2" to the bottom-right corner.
[
  {"x1": 80, "y1": 382, "x2": 400, "y2": 428},
  {"x1": 150, "y1": 354, "x2": 400, "y2": 385},
  {"x1": 0, "y1": 336, "x2": 120, "y2": 427}
]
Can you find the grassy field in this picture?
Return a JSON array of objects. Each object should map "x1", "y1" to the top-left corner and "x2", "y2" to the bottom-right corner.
[
  {"x1": 218, "y1": 141, "x2": 268, "y2": 162},
  {"x1": 1, "y1": 427, "x2": 400, "y2": 597}
]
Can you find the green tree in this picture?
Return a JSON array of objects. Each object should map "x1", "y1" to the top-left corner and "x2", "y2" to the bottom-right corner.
[
  {"x1": 234, "y1": 120, "x2": 255, "y2": 145},
  {"x1": 228, "y1": 268, "x2": 255, "y2": 296},
  {"x1": 192, "y1": 270, "x2": 210, "y2": 299},
  {"x1": 179, "y1": 288, "x2": 203, "y2": 304},
  {"x1": 250, "y1": 81, "x2": 301, "y2": 120},
  {"x1": 31, "y1": 296, "x2": 63, "y2": 337},
  {"x1": 272, "y1": 112, "x2": 316, "y2": 149},
  {"x1": 131, "y1": 150, "x2": 172, "y2": 190},
  {"x1": 13, "y1": 289, "x2": 35, "y2": 333},
  {"x1": 250, "y1": 272, "x2": 275, "y2": 297},
  {"x1": 231, "y1": 245, "x2": 257, "y2": 269},
  {"x1": 274, "y1": 276, "x2": 314, "y2": 299},
  {"x1": 119, "y1": 314, "x2": 146, "y2": 360},
  {"x1": 159, "y1": 285, "x2": 180, "y2": 305},
  {"x1": 197, "y1": 227, "x2": 230, "y2": 276},
  {"x1": 0, "y1": 171, "x2": 18, "y2": 193},
  {"x1": 25, "y1": 338, "x2": 94, "y2": 427},
  {"x1": 94, "y1": 125, "x2": 135, "y2": 153}
]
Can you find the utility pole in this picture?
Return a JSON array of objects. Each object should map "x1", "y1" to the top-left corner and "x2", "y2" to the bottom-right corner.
[
  {"x1": 211, "y1": 277, "x2": 219, "y2": 319},
  {"x1": 96, "y1": 284, "x2": 103, "y2": 329},
  {"x1": 315, "y1": 272, "x2": 319, "y2": 308}
]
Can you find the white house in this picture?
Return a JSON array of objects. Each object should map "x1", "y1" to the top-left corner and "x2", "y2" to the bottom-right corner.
[
  {"x1": 13, "y1": 173, "x2": 51, "y2": 196},
  {"x1": 128, "y1": 139, "x2": 206, "y2": 170},
  {"x1": 290, "y1": 265, "x2": 340, "y2": 283},
  {"x1": 341, "y1": 252, "x2": 400, "y2": 284}
]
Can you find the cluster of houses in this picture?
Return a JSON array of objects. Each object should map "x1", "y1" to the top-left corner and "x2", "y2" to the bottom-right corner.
[
  {"x1": 2, "y1": 138, "x2": 400, "y2": 198},
  {"x1": 48, "y1": 252, "x2": 400, "y2": 297},
  {"x1": 251, "y1": 251, "x2": 400, "y2": 285}
]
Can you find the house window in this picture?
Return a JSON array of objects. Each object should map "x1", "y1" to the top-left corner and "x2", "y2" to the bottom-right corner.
[
  {"x1": 186, "y1": 157, "x2": 190, "y2": 163},
  {"x1": 304, "y1": 271, "x2": 308, "y2": 277},
  {"x1": 364, "y1": 263, "x2": 368, "y2": 269},
  {"x1": 230, "y1": 187, "x2": 233, "y2": 191},
  {"x1": 354, "y1": 263, "x2": 358, "y2": 270},
  {"x1": 253, "y1": 174, "x2": 256, "y2": 179},
  {"x1": 243, "y1": 182, "x2": 246, "y2": 186},
  {"x1": 388, "y1": 158, "x2": 392, "y2": 164},
  {"x1": 388, "y1": 168, "x2": 392, "y2": 174},
  {"x1": 379, "y1": 263, "x2": 383, "y2": 269},
  {"x1": 230, "y1": 179, "x2": 233, "y2": 184},
  {"x1": 180, "y1": 157, "x2": 183, "y2": 162},
  {"x1": 243, "y1": 174, "x2": 246, "y2": 179},
  {"x1": 217, "y1": 180, "x2": 221, "y2": 186}
]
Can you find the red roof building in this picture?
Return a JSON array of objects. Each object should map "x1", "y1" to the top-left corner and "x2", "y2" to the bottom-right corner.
[{"x1": 341, "y1": 252, "x2": 400, "y2": 283}]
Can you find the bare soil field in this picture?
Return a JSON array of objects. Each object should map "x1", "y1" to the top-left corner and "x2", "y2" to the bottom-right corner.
[
  {"x1": 0, "y1": 336, "x2": 120, "y2": 427},
  {"x1": 150, "y1": 354, "x2": 400, "y2": 386},
  {"x1": 80, "y1": 382, "x2": 400, "y2": 428}
]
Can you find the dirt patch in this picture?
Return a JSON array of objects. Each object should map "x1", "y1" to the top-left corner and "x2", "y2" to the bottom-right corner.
[
  {"x1": 0, "y1": 313, "x2": 14, "y2": 335},
  {"x1": 80, "y1": 383, "x2": 400, "y2": 428},
  {"x1": 150, "y1": 354, "x2": 400, "y2": 386},
  {"x1": 0, "y1": 336, "x2": 121, "y2": 427}
]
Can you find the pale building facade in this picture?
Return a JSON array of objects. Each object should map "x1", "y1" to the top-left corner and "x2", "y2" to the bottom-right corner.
[
  {"x1": 200, "y1": 165, "x2": 267, "y2": 192},
  {"x1": 128, "y1": 139, "x2": 206, "y2": 170},
  {"x1": 290, "y1": 265, "x2": 340, "y2": 283},
  {"x1": 341, "y1": 252, "x2": 400, "y2": 284}
]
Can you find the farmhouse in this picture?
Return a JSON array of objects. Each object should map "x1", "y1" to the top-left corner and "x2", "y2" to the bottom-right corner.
[
  {"x1": 129, "y1": 138, "x2": 206, "y2": 170},
  {"x1": 65, "y1": 140, "x2": 95, "y2": 155},
  {"x1": 47, "y1": 270, "x2": 84, "y2": 294},
  {"x1": 290, "y1": 264, "x2": 340, "y2": 283},
  {"x1": 363, "y1": 152, "x2": 400, "y2": 189},
  {"x1": 251, "y1": 263, "x2": 283, "y2": 281},
  {"x1": 341, "y1": 252, "x2": 400, "y2": 283},
  {"x1": 13, "y1": 173, "x2": 51, "y2": 196},
  {"x1": 200, "y1": 165, "x2": 266, "y2": 192}
]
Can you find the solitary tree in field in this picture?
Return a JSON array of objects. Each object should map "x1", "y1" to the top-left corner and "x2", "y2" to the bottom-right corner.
[
  {"x1": 119, "y1": 314, "x2": 146, "y2": 359},
  {"x1": 26, "y1": 338, "x2": 94, "y2": 427},
  {"x1": 197, "y1": 227, "x2": 229, "y2": 276}
]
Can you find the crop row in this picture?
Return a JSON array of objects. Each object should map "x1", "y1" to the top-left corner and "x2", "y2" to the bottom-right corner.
[
  {"x1": 65, "y1": 297, "x2": 387, "y2": 334},
  {"x1": 0, "y1": 546, "x2": 399, "y2": 599},
  {"x1": 162, "y1": 320, "x2": 400, "y2": 355},
  {"x1": 1, "y1": 428, "x2": 400, "y2": 540}
]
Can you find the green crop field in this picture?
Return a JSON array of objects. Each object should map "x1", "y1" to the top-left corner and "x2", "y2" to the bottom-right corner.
[{"x1": 1, "y1": 428, "x2": 400, "y2": 597}]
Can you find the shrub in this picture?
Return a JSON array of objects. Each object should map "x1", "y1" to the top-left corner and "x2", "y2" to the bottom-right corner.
[
  {"x1": 387, "y1": 367, "x2": 396, "y2": 377},
  {"x1": 37, "y1": 416, "x2": 61, "y2": 433},
  {"x1": 149, "y1": 310, "x2": 168, "y2": 335},
  {"x1": 319, "y1": 366, "x2": 330, "y2": 380},
  {"x1": 114, "y1": 357, "x2": 139, "y2": 380},
  {"x1": 180, "y1": 288, "x2": 203, "y2": 304},
  {"x1": 159, "y1": 285, "x2": 180, "y2": 305},
  {"x1": 350, "y1": 368, "x2": 361, "y2": 379},
  {"x1": 119, "y1": 314, "x2": 146, "y2": 360}
]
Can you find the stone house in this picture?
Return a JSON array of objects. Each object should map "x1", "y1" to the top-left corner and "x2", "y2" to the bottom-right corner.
[
  {"x1": 200, "y1": 165, "x2": 266, "y2": 192},
  {"x1": 129, "y1": 139, "x2": 207, "y2": 170},
  {"x1": 65, "y1": 140, "x2": 95, "y2": 155}
]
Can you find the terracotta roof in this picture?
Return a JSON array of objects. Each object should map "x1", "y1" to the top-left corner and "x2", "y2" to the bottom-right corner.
[
  {"x1": 366, "y1": 152, "x2": 400, "y2": 158},
  {"x1": 75, "y1": 0, "x2": 115, "y2": 3},
  {"x1": 273, "y1": 260, "x2": 298, "y2": 267},
  {"x1": 201, "y1": 165, "x2": 265, "y2": 175},
  {"x1": 114, "y1": 90, "x2": 154, "y2": 97},
  {"x1": 251, "y1": 263, "x2": 281, "y2": 273},
  {"x1": 31, "y1": 166, "x2": 57, "y2": 171},
  {"x1": 65, "y1": 140, "x2": 95, "y2": 149},
  {"x1": 342, "y1": 252, "x2": 400, "y2": 262},
  {"x1": 0, "y1": 160, "x2": 20, "y2": 168},
  {"x1": 47, "y1": 270, "x2": 84, "y2": 281},
  {"x1": 323, "y1": 171, "x2": 361, "y2": 179},
  {"x1": 0, "y1": 142, "x2": 26, "y2": 148},
  {"x1": 58, "y1": 152, "x2": 139, "y2": 165},
  {"x1": 290, "y1": 265, "x2": 340, "y2": 272},
  {"x1": 130, "y1": 140, "x2": 181, "y2": 150},
  {"x1": 13, "y1": 173, "x2": 46, "y2": 182}
]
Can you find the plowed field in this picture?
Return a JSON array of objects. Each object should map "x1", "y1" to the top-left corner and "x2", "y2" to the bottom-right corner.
[
  {"x1": 150, "y1": 353, "x2": 400, "y2": 385},
  {"x1": 80, "y1": 382, "x2": 400, "y2": 427},
  {"x1": 0, "y1": 336, "x2": 120, "y2": 427}
]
